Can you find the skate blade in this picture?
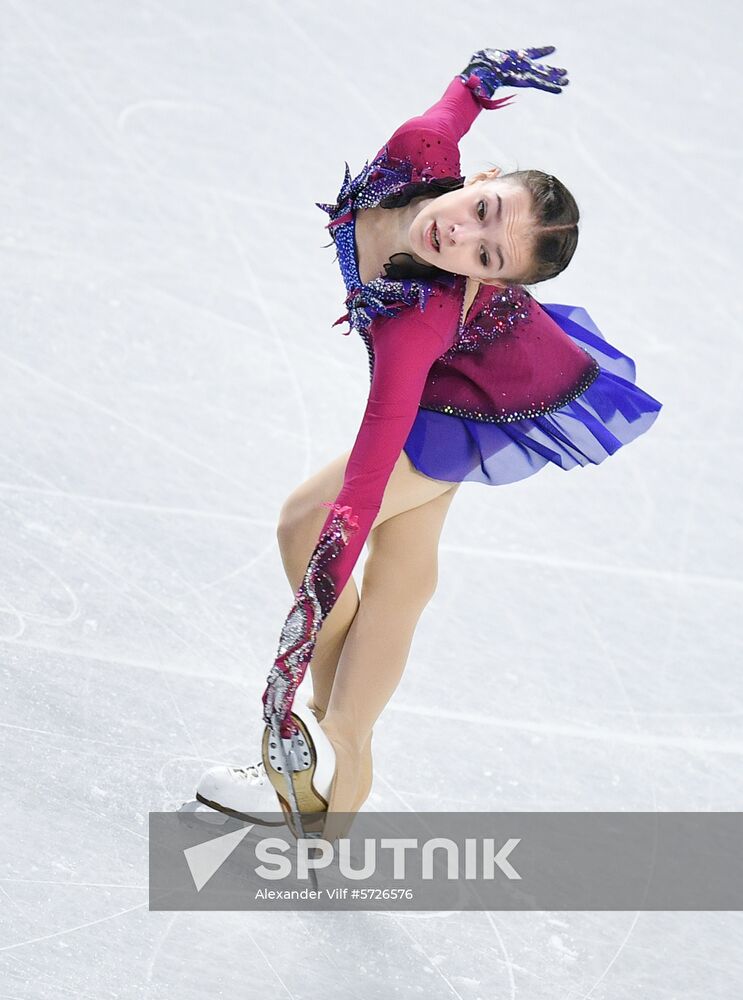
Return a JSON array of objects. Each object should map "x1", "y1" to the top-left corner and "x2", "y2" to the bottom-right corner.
[
  {"x1": 262, "y1": 714, "x2": 329, "y2": 839},
  {"x1": 273, "y1": 789, "x2": 326, "y2": 840},
  {"x1": 177, "y1": 799, "x2": 231, "y2": 826},
  {"x1": 193, "y1": 791, "x2": 287, "y2": 827}
]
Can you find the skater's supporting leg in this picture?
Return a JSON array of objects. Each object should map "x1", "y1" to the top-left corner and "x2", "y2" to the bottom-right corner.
[
  {"x1": 276, "y1": 447, "x2": 457, "y2": 718},
  {"x1": 320, "y1": 482, "x2": 460, "y2": 820}
]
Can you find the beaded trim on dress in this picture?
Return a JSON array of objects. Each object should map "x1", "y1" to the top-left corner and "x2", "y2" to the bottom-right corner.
[{"x1": 316, "y1": 152, "x2": 460, "y2": 336}]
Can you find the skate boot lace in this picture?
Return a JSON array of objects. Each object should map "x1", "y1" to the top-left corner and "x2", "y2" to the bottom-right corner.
[{"x1": 230, "y1": 761, "x2": 266, "y2": 784}]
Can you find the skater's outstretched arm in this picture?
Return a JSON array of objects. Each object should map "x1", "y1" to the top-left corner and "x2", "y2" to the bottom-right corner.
[
  {"x1": 262, "y1": 298, "x2": 459, "y2": 736},
  {"x1": 379, "y1": 44, "x2": 569, "y2": 168}
]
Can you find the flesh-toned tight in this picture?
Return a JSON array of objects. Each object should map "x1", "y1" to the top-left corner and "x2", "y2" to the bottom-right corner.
[{"x1": 276, "y1": 446, "x2": 460, "y2": 822}]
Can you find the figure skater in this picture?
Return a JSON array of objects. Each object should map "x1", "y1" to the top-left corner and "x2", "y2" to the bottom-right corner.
[{"x1": 192, "y1": 45, "x2": 662, "y2": 840}]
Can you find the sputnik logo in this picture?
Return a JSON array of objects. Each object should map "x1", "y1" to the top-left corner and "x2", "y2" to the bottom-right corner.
[{"x1": 184, "y1": 824, "x2": 254, "y2": 892}]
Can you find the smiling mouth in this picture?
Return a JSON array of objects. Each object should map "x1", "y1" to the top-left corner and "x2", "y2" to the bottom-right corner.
[{"x1": 430, "y1": 220, "x2": 440, "y2": 252}]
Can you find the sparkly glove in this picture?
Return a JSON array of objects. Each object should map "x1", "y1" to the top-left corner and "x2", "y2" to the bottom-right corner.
[{"x1": 458, "y1": 44, "x2": 569, "y2": 107}]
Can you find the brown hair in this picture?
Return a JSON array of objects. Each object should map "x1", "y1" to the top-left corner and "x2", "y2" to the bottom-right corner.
[{"x1": 490, "y1": 166, "x2": 580, "y2": 286}]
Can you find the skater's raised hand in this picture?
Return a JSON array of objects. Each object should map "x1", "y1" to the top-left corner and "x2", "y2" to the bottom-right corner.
[{"x1": 459, "y1": 45, "x2": 569, "y2": 98}]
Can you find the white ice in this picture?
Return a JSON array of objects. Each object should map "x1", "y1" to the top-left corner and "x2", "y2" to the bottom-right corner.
[{"x1": 1, "y1": 0, "x2": 741, "y2": 997}]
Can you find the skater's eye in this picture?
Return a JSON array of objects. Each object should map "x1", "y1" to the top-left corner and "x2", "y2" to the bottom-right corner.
[
  {"x1": 478, "y1": 194, "x2": 504, "y2": 273},
  {"x1": 477, "y1": 202, "x2": 489, "y2": 267}
]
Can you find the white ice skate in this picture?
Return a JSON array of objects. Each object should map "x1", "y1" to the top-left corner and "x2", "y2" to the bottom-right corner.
[
  {"x1": 262, "y1": 697, "x2": 337, "y2": 839},
  {"x1": 194, "y1": 759, "x2": 286, "y2": 826}
]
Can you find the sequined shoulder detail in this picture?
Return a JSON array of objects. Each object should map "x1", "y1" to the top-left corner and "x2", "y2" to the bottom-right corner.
[
  {"x1": 315, "y1": 151, "x2": 458, "y2": 336},
  {"x1": 445, "y1": 283, "x2": 532, "y2": 357}
]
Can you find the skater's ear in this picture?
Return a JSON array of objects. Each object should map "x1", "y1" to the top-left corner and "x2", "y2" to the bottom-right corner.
[
  {"x1": 478, "y1": 277, "x2": 508, "y2": 289},
  {"x1": 464, "y1": 165, "x2": 503, "y2": 187}
]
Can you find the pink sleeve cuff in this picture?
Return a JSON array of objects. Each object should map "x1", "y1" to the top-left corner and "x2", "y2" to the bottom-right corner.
[{"x1": 460, "y1": 72, "x2": 517, "y2": 111}]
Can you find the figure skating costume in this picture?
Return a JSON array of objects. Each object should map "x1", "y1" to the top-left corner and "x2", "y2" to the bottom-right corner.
[{"x1": 260, "y1": 52, "x2": 663, "y2": 816}]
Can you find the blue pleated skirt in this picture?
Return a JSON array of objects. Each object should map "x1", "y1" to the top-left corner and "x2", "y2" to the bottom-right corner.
[{"x1": 403, "y1": 302, "x2": 663, "y2": 486}]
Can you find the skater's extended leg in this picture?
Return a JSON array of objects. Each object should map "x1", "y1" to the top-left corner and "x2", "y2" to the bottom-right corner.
[{"x1": 319, "y1": 481, "x2": 460, "y2": 823}]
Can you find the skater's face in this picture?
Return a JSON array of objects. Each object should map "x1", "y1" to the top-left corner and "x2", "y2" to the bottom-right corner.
[{"x1": 410, "y1": 172, "x2": 536, "y2": 285}]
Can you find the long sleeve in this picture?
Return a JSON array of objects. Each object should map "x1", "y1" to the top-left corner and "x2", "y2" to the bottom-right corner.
[
  {"x1": 262, "y1": 302, "x2": 458, "y2": 736},
  {"x1": 375, "y1": 75, "x2": 515, "y2": 178}
]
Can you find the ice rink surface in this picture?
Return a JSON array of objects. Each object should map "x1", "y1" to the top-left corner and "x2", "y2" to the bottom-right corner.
[{"x1": 1, "y1": 0, "x2": 741, "y2": 995}]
